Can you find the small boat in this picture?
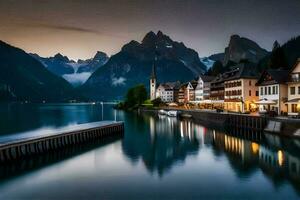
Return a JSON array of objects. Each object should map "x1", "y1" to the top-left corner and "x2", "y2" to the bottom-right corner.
[
  {"x1": 158, "y1": 109, "x2": 167, "y2": 115},
  {"x1": 167, "y1": 110, "x2": 177, "y2": 117}
]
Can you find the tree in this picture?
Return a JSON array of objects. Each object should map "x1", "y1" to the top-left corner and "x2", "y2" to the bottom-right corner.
[
  {"x1": 206, "y1": 60, "x2": 223, "y2": 76},
  {"x1": 134, "y1": 84, "x2": 148, "y2": 105},
  {"x1": 151, "y1": 97, "x2": 162, "y2": 107},
  {"x1": 239, "y1": 58, "x2": 250, "y2": 64},
  {"x1": 124, "y1": 84, "x2": 148, "y2": 108},
  {"x1": 268, "y1": 41, "x2": 289, "y2": 70}
]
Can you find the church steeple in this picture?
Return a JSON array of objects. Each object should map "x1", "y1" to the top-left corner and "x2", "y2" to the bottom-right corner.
[
  {"x1": 150, "y1": 53, "x2": 157, "y2": 100},
  {"x1": 150, "y1": 61, "x2": 156, "y2": 79}
]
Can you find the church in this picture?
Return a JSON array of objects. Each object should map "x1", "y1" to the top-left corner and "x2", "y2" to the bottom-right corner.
[{"x1": 149, "y1": 61, "x2": 180, "y2": 103}]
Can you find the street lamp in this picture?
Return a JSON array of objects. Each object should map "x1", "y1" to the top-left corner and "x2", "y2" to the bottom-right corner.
[{"x1": 101, "y1": 102, "x2": 103, "y2": 120}]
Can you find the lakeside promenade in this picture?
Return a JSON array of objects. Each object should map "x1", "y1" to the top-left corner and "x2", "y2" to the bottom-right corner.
[{"x1": 140, "y1": 107, "x2": 300, "y2": 138}]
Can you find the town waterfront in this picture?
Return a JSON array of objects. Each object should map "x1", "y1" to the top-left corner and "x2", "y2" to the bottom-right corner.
[{"x1": 0, "y1": 103, "x2": 300, "y2": 199}]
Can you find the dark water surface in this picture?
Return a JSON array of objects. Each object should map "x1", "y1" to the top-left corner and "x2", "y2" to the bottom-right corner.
[{"x1": 0, "y1": 103, "x2": 299, "y2": 199}]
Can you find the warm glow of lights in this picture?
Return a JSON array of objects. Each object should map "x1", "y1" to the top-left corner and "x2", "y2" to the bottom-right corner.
[
  {"x1": 278, "y1": 150, "x2": 284, "y2": 166},
  {"x1": 251, "y1": 142, "x2": 259, "y2": 154},
  {"x1": 250, "y1": 103, "x2": 257, "y2": 109}
]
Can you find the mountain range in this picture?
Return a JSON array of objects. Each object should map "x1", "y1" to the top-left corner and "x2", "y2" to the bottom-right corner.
[
  {"x1": 1, "y1": 31, "x2": 300, "y2": 102},
  {"x1": 31, "y1": 51, "x2": 108, "y2": 86},
  {"x1": 0, "y1": 40, "x2": 78, "y2": 102},
  {"x1": 208, "y1": 34, "x2": 269, "y2": 66},
  {"x1": 79, "y1": 31, "x2": 207, "y2": 100}
]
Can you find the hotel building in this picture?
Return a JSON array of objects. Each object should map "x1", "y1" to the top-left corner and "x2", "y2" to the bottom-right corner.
[
  {"x1": 223, "y1": 63, "x2": 259, "y2": 113},
  {"x1": 286, "y1": 59, "x2": 300, "y2": 116},
  {"x1": 256, "y1": 70, "x2": 289, "y2": 115}
]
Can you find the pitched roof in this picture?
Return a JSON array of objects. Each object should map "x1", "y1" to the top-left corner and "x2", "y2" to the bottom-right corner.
[
  {"x1": 158, "y1": 81, "x2": 180, "y2": 90},
  {"x1": 289, "y1": 58, "x2": 300, "y2": 73},
  {"x1": 210, "y1": 62, "x2": 258, "y2": 84},
  {"x1": 267, "y1": 70, "x2": 289, "y2": 83},
  {"x1": 256, "y1": 69, "x2": 289, "y2": 85},
  {"x1": 199, "y1": 75, "x2": 216, "y2": 82},
  {"x1": 180, "y1": 80, "x2": 198, "y2": 89},
  {"x1": 222, "y1": 62, "x2": 259, "y2": 81}
]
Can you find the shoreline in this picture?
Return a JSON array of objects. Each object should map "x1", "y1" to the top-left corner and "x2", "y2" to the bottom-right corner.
[{"x1": 139, "y1": 107, "x2": 300, "y2": 139}]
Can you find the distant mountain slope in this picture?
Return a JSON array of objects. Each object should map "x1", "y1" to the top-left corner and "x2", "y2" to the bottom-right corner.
[
  {"x1": 200, "y1": 57, "x2": 215, "y2": 69},
  {"x1": 80, "y1": 31, "x2": 207, "y2": 100},
  {"x1": 281, "y1": 36, "x2": 300, "y2": 66},
  {"x1": 208, "y1": 53, "x2": 225, "y2": 62},
  {"x1": 257, "y1": 35, "x2": 300, "y2": 71},
  {"x1": 31, "y1": 51, "x2": 108, "y2": 86},
  {"x1": 0, "y1": 41, "x2": 78, "y2": 102},
  {"x1": 223, "y1": 35, "x2": 269, "y2": 65}
]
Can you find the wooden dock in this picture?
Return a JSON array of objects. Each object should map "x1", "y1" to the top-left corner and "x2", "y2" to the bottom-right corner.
[{"x1": 0, "y1": 121, "x2": 124, "y2": 163}]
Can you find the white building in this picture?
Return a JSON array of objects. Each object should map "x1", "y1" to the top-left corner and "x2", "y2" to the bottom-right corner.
[
  {"x1": 195, "y1": 75, "x2": 215, "y2": 101},
  {"x1": 286, "y1": 59, "x2": 300, "y2": 116},
  {"x1": 256, "y1": 69, "x2": 289, "y2": 115},
  {"x1": 156, "y1": 82, "x2": 179, "y2": 102}
]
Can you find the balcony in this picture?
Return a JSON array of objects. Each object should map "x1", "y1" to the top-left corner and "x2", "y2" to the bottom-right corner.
[{"x1": 289, "y1": 73, "x2": 300, "y2": 83}]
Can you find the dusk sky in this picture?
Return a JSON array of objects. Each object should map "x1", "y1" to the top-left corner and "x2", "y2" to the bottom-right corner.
[{"x1": 0, "y1": 0, "x2": 299, "y2": 60}]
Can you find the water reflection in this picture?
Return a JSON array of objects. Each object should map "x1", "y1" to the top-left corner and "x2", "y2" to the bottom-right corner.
[
  {"x1": 0, "y1": 136, "x2": 122, "y2": 180},
  {"x1": 0, "y1": 104, "x2": 300, "y2": 198},
  {"x1": 0, "y1": 103, "x2": 118, "y2": 135},
  {"x1": 122, "y1": 115, "x2": 200, "y2": 177},
  {"x1": 123, "y1": 113, "x2": 300, "y2": 192}
]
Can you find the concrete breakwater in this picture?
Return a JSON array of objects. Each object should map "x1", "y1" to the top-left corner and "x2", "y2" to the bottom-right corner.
[
  {"x1": 0, "y1": 121, "x2": 124, "y2": 163},
  {"x1": 0, "y1": 135, "x2": 121, "y2": 179},
  {"x1": 140, "y1": 108, "x2": 300, "y2": 138}
]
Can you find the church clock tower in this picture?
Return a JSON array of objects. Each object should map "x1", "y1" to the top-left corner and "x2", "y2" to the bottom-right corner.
[{"x1": 150, "y1": 61, "x2": 157, "y2": 100}]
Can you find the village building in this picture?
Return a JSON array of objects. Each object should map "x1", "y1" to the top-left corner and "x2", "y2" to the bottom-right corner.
[
  {"x1": 256, "y1": 69, "x2": 289, "y2": 115},
  {"x1": 195, "y1": 75, "x2": 215, "y2": 101},
  {"x1": 155, "y1": 82, "x2": 180, "y2": 102},
  {"x1": 286, "y1": 59, "x2": 300, "y2": 116},
  {"x1": 209, "y1": 74, "x2": 225, "y2": 109},
  {"x1": 177, "y1": 81, "x2": 198, "y2": 103},
  {"x1": 223, "y1": 62, "x2": 259, "y2": 113}
]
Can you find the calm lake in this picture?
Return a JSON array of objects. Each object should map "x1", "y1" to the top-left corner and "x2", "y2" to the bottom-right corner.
[{"x1": 0, "y1": 103, "x2": 299, "y2": 199}]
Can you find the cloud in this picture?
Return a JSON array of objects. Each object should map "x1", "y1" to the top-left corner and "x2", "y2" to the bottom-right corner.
[
  {"x1": 63, "y1": 72, "x2": 92, "y2": 86},
  {"x1": 34, "y1": 23, "x2": 100, "y2": 34},
  {"x1": 17, "y1": 22, "x2": 125, "y2": 38},
  {"x1": 112, "y1": 76, "x2": 126, "y2": 86}
]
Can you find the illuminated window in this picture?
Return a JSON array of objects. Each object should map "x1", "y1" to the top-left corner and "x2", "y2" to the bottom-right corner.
[
  {"x1": 292, "y1": 104, "x2": 297, "y2": 112},
  {"x1": 291, "y1": 87, "x2": 296, "y2": 95}
]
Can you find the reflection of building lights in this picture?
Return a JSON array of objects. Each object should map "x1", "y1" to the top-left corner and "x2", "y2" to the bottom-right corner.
[
  {"x1": 180, "y1": 122, "x2": 184, "y2": 138},
  {"x1": 188, "y1": 121, "x2": 191, "y2": 139},
  {"x1": 251, "y1": 142, "x2": 259, "y2": 154},
  {"x1": 278, "y1": 150, "x2": 284, "y2": 166},
  {"x1": 213, "y1": 130, "x2": 216, "y2": 140}
]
